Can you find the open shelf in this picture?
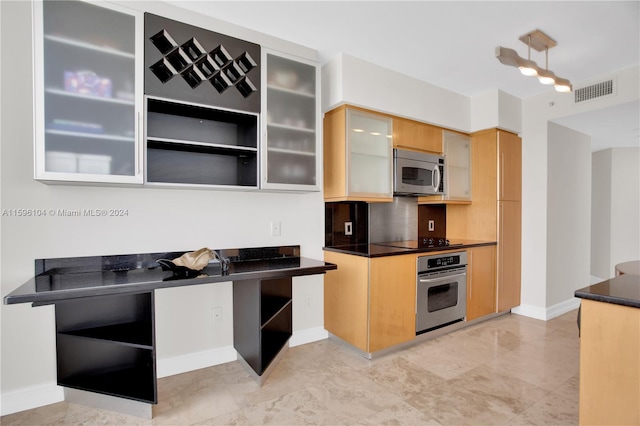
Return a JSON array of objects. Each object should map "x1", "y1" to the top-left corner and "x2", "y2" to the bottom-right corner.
[
  {"x1": 59, "y1": 362, "x2": 156, "y2": 403},
  {"x1": 146, "y1": 97, "x2": 259, "y2": 187},
  {"x1": 54, "y1": 292, "x2": 156, "y2": 403},
  {"x1": 60, "y1": 321, "x2": 153, "y2": 349}
]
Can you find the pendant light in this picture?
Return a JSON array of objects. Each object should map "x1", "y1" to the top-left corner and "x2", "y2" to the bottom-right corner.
[{"x1": 496, "y1": 29, "x2": 572, "y2": 92}]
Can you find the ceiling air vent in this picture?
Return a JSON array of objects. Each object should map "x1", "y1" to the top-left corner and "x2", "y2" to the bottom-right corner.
[{"x1": 574, "y1": 79, "x2": 616, "y2": 103}]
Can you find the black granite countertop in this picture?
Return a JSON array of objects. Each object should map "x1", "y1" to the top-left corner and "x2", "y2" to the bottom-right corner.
[
  {"x1": 575, "y1": 273, "x2": 640, "y2": 309},
  {"x1": 323, "y1": 239, "x2": 497, "y2": 258},
  {"x1": 4, "y1": 246, "x2": 336, "y2": 305}
]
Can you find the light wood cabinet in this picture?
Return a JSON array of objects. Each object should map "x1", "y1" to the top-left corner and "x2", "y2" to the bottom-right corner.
[
  {"x1": 324, "y1": 251, "x2": 417, "y2": 353},
  {"x1": 466, "y1": 246, "x2": 496, "y2": 321},
  {"x1": 498, "y1": 131, "x2": 522, "y2": 201},
  {"x1": 393, "y1": 117, "x2": 443, "y2": 154},
  {"x1": 369, "y1": 254, "x2": 417, "y2": 352},
  {"x1": 447, "y1": 128, "x2": 521, "y2": 312},
  {"x1": 323, "y1": 105, "x2": 393, "y2": 202},
  {"x1": 497, "y1": 201, "x2": 521, "y2": 311}
]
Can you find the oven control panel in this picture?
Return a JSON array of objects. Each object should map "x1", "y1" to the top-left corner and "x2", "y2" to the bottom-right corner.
[{"x1": 418, "y1": 251, "x2": 468, "y2": 273}]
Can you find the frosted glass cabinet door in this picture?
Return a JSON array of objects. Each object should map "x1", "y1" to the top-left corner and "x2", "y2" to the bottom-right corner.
[
  {"x1": 261, "y1": 50, "x2": 320, "y2": 191},
  {"x1": 347, "y1": 109, "x2": 393, "y2": 197},
  {"x1": 33, "y1": 0, "x2": 143, "y2": 184},
  {"x1": 443, "y1": 131, "x2": 471, "y2": 200}
]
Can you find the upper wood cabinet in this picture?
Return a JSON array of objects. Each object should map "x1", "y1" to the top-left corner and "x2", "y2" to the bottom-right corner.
[
  {"x1": 498, "y1": 130, "x2": 522, "y2": 201},
  {"x1": 393, "y1": 118, "x2": 443, "y2": 154},
  {"x1": 323, "y1": 105, "x2": 393, "y2": 202}
]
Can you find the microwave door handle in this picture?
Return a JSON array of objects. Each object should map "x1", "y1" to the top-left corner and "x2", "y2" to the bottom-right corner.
[{"x1": 433, "y1": 165, "x2": 441, "y2": 189}]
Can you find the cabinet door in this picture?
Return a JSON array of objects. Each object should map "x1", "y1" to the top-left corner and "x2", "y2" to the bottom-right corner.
[
  {"x1": 497, "y1": 131, "x2": 522, "y2": 201},
  {"x1": 443, "y1": 131, "x2": 471, "y2": 201},
  {"x1": 347, "y1": 109, "x2": 393, "y2": 199},
  {"x1": 369, "y1": 254, "x2": 417, "y2": 352},
  {"x1": 393, "y1": 118, "x2": 443, "y2": 153},
  {"x1": 497, "y1": 201, "x2": 521, "y2": 311},
  {"x1": 466, "y1": 246, "x2": 496, "y2": 321},
  {"x1": 261, "y1": 50, "x2": 320, "y2": 191},
  {"x1": 33, "y1": 0, "x2": 143, "y2": 184}
]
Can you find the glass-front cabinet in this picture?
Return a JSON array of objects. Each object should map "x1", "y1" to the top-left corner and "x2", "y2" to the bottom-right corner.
[
  {"x1": 33, "y1": 0, "x2": 143, "y2": 184},
  {"x1": 346, "y1": 109, "x2": 393, "y2": 198},
  {"x1": 261, "y1": 50, "x2": 320, "y2": 191}
]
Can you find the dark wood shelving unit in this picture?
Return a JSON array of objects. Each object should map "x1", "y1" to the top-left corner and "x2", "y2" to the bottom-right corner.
[
  {"x1": 145, "y1": 96, "x2": 259, "y2": 187},
  {"x1": 233, "y1": 277, "x2": 292, "y2": 379},
  {"x1": 55, "y1": 292, "x2": 156, "y2": 403}
]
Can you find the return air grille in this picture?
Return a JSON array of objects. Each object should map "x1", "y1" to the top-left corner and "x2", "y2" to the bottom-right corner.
[{"x1": 574, "y1": 80, "x2": 614, "y2": 103}]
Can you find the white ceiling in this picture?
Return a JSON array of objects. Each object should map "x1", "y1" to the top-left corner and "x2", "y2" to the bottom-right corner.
[{"x1": 170, "y1": 0, "x2": 640, "y2": 151}]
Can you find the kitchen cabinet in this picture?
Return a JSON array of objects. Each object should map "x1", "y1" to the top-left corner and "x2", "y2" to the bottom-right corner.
[
  {"x1": 324, "y1": 251, "x2": 417, "y2": 353},
  {"x1": 324, "y1": 105, "x2": 393, "y2": 202},
  {"x1": 498, "y1": 131, "x2": 522, "y2": 201},
  {"x1": 419, "y1": 130, "x2": 472, "y2": 204},
  {"x1": 466, "y1": 245, "x2": 496, "y2": 321},
  {"x1": 447, "y1": 128, "x2": 521, "y2": 312},
  {"x1": 261, "y1": 50, "x2": 320, "y2": 191},
  {"x1": 497, "y1": 201, "x2": 521, "y2": 311},
  {"x1": 393, "y1": 117, "x2": 443, "y2": 154},
  {"x1": 145, "y1": 97, "x2": 259, "y2": 188},
  {"x1": 55, "y1": 292, "x2": 156, "y2": 404},
  {"x1": 33, "y1": 0, "x2": 143, "y2": 184},
  {"x1": 369, "y1": 254, "x2": 417, "y2": 351}
]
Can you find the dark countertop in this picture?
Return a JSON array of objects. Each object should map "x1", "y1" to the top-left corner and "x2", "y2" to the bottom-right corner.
[
  {"x1": 575, "y1": 273, "x2": 640, "y2": 309},
  {"x1": 4, "y1": 246, "x2": 337, "y2": 305},
  {"x1": 323, "y1": 239, "x2": 497, "y2": 258}
]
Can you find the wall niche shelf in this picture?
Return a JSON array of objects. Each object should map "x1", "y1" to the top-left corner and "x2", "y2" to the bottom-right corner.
[{"x1": 145, "y1": 96, "x2": 259, "y2": 188}]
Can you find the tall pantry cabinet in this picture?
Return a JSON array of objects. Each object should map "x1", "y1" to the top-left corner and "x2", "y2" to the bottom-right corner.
[{"x1": 447, "y1": 128, "x2": 522, "y2": 312}]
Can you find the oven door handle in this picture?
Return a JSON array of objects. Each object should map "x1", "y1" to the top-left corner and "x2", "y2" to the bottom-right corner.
[{"x1": 418, "y1": 271, "x2": 466, "y2": 283}]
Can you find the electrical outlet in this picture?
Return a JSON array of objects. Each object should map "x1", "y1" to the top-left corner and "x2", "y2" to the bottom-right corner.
[
  {"x1": 345, "y1": 221, "x2": 353, "y2": 236},
  {"x1": 212, "y1": 307, "x2": 223, "y2": 322},
  {"x1": 428, "y1": 220, "x2": 435, "y2": 232},
  {"x1": 271, "y1": 221, "x2": 281, "y2": 236}
]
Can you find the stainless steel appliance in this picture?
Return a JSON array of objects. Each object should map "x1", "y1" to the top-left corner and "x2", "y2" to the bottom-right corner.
[
  {"x1": 393, "y1": 149, "x2": 445, "y2": 196},
  {"x1": 416, "y1": 251, "x2": 467, "y2": 334}
]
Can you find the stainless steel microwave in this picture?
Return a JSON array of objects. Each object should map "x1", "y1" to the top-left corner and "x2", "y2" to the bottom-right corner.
[{"x1": 393, "y1": 149, "x2": 445, "y2": 196}]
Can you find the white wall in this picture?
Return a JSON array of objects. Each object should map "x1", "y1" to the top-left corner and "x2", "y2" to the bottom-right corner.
[
  {"x1": 591, "y1": 150, "x2": 612, "y2": 279},
  {"x1": 546, "y1": 123, "x2": 591, "y2": 307},
  {"x1": 322, "y1": 53, "x2": 470, "y2": 132},
  {"x1": 1, "y1": 1, "x2": 326, "y2": 415},
  {"x1": 517, "y1": 65, "x2": 640, "y2": 319}
]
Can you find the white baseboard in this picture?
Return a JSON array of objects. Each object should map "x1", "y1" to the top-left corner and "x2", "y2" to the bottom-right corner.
[
  {"x1": 290, "y1": 326, "x2": 328, "y2": 347},
  {"x1": 156, "y1": 345, "x2": 238, "y2": 378},
  {"x1": 511, "y1": 297, "x2": 581, "y2": 321},
  {"x1": 1, "y1": 382, "x2": 64, "y2": 416}
]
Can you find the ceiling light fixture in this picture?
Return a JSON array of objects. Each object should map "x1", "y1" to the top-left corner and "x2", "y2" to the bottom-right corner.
[{"x1": 496, "y1": 29, "x2": 572, "y2": 93}]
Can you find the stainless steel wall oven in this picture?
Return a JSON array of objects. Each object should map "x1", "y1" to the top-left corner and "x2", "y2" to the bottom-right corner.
[{"x1": 416, "y1": 252, "x2": 467, "y2": 334}]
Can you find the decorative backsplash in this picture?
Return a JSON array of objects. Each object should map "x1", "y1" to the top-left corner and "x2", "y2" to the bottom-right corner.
[{"x1": 144, "y1": 13, "x2": 261, "y2": 113}]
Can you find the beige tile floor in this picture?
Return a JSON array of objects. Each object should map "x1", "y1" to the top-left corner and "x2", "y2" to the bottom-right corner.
[{"x1": 2, "y1": 310, "x2": 581, "y2": 425}]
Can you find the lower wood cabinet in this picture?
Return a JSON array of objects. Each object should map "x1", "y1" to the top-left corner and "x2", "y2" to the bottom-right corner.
[
  {"x1": 55, "y1": 292, "x2": 157, "y2": 403},
  {"x1": 324, "y1": 251, "x2": 417, "y2": 353},
  {"x1": 369, "y1": 254, "x2": 417, "y2": 352},
  {"x1": 497, "y1": 200, "x2": 521, "y2": 311},
  {"x1": 466, "y1": 246, "x2": 496, "y2": 321}
]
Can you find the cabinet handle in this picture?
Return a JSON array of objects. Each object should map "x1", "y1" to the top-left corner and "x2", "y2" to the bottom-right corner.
[
  {"x1": 469, "y1": 251, "x2": 473, "y2": 299},
  {"x1": 137, "y1": 112, "x2": 142, "y2": 175},
  {"x1": 500, "y1": 152, "x2": 505, "y2": 199}
]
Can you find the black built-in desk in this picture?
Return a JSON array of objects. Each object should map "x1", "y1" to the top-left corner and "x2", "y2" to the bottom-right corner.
[{"x1": 3, "y1": 246, "x2": 336, "y2": 417}]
